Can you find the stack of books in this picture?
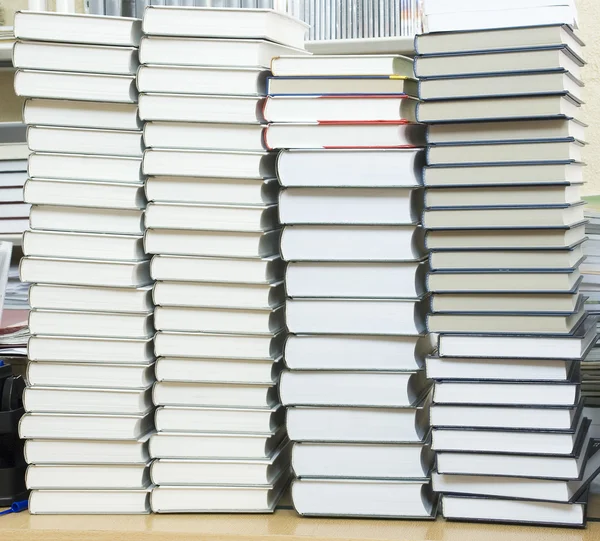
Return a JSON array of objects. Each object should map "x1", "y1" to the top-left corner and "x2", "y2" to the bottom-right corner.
[
  {"x1": 138, "y1": 6, "x2": 307, "y2": 514},
  {"x1": 416, "y1": 20, "x2": 600, "y2": 526},
  {"x1": 13, "y1": 12, "x2": 154, "y2": 515},
  {"x1": 266, "y1": 54, "x2": 436, "y2": 519},
  {"x1": 0, "y1": 122, "x2": 28, "y2": 242}
]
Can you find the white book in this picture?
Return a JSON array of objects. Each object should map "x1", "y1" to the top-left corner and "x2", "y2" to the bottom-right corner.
[
  {"x1": 26, "y1": 464, "x2": 150, "y2": 490},
  {"x1": 0, "y1": 203, "x2": 30, "y2": 218},
  {"x1": 286, "y1": 298, "x2": 426, "y2": 335},
  {"x1": 24, "y1": 438, "x2": 150, "y2": 465},
  {"x1": 149, "y1": 430, "x2": 286, "y2": 460},
  {"x1": 281, "y1": 225, "x2": 426, "y2": 261},
  {"x1": 0, "y1": 188, "x2": 25, "y2": 203},
  {"x1": 29, "y1": 309, "x2": 154, "y2": 339},
  {"x1": 284, "y1": 334, "x2": 432, "y2": 371},
  {"x1": 423, "y1": 0, "x2": 576, "y2": 15},
  {"x1": 138, "y1": 94, "x2": 263, "y2": 124},
  {"x1": 285, "y1": 261, "x2": 426, "y2": 298},
  {"x1": 144, "y1": 202, "x2": 278, "y2": 233},
  {"x1": 286, "y1": 405, "x2": 429, "y2": 443},
  {"x1": 14, "y1": 70, "x2": 137, "y2": 103},
  {"x1": 153, "y1": 381, "x2": 277, "y2": 409},
  {"x1": 144, "y1": 229, "x2": 281, "y2": 259},
  {"x1": 280, "y1": 370, "x2": 428, "y2": 407},
  {"x1": 23, "y1": 230, "x2": 145, "y2": 261},
  {"x1": 14, "y1": 11, "x2": 142, "y2": 46},
  {"x1": 27, "y1": 335, "x2": 154, "y2": 364},
  {"x1": 29, "y1": 488, "x2": 151, "y2": 515},
  {"x1": 0, "y1": 218, "x2": 27, "y2": 234},
  {"x1": 143, "y1": 150, "x2": 275, "y2": 179},
  {"x1": 23, "y1": 386, "x2": 153, "y2": 415},
  {"x1": 13, "y1": 41, "x2": 139, "y2": 76},
  {"x1": 27, "y1": 362, "x2": 155, "y2": 390},
  {"x1": 28, "y1": 153, "x2": 142, "y2": 184},
  {"x1": 292, "y1": 479, "x2": 435, "y2": 518},
  {"x1": 154, "y1": 331, "x2": 284, "y2": 360},
  {"x1": 150, "y1": 255, "x2": 284, "y2": 285},
  {"x1": 292, "y1": 442, "x2": 432, "y2": 479},
  {"x1": 19, "y1": 412, "x2": 154, "y2": 440},
  {"x1": 271, "y1": 55, "x2": 414, "y2": 77},
  {"x1": 276, "y1": 149, "x2": 424, "y2": 188},
  {"x1": 137, "y1": 65, "x2": 268, "y2": 96},
  {"x1": 139, "y1": 37, "x2": 307, "y2": 68},
  {"x1": 0, "y1": 171, "x2": 27, "y2": 186},
  {"x1": 20, "y1": 257, "x2": 151, "y2": 288},
  {"x1": 23, "y1": 99, "x2": 141, "y2": 131},
  {"x1": 0, "y1": 143, "x2": 29, "y2": 160},
  {"x1": 27, "y1": 127, "x2": 143, "y2": 158},
  {"x1": 29, "y1": 205, "x2": 144, "y2": 235},
  {"x1": 153, "y1": 281, "x2": 285, "y2": 310},
  {"x1": 155, "y1": 406, "x2": 284, "y2": 434},
  {"x1": 279, "y1": 188, "x2": 421, "y2": 225},
  {"x1": 145, "y1": 176, "x2": 279, "y2": 206},
  {"x1": 24, "y1": 179, "x2": 146, "y2": 210},
  {"x1": 144, "y1": 122, "x2": 265, "y2": 152},
  {"x1": 142, "y1": 7, "x2": 308, "y2": 49},
  {"x1": 154, "y1": 305, "x2": 284, "y2": 335}
]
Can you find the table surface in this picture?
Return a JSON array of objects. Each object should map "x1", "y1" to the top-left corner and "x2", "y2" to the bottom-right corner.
[{"x1": 2, "y1": 508, "x2": 600, "y2": 541}]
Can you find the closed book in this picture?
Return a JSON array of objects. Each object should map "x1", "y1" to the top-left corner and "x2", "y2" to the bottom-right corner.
[
  {"x1": 286, "y1": 404, "x2": 429, "y2": 443},
  {"x1": 267, "y1": 76, "x2": 418, "y2": 97},
  {"x1": 0, "y1": 218, "x2": 27, "y2": 233},
  {"x1": 0, "y1": 171, "x2": 27, "y2": 186},
  {"x1": 432, "y1": 291, "x2": 583, "y2": 312},
  {"x1": 0, "y1": 203, "x2": 29, "y2": 217},
  {"x1": 271, "y1": 55, "x2": 414, "y2": 77},
  {"x1": 0, "y1": 187, "x2": 25, "y2": 203},
  {"x1": 29, "y1": 488, "x2": 151, "y2": 515}
]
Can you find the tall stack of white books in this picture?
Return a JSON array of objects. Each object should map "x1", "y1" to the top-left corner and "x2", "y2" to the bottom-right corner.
[
  {"x1": 265, "y1": 55, "x2": 436, "y2": 519},
  {"x1": 137, "y1": 6, "x2": 308, "y2": 513},
  {"x1": 415, "y1": 12, "x2": 600, "y2": 526},
  {"x1": 13, "y1": 12, "x2": 154, "y2": 515}
]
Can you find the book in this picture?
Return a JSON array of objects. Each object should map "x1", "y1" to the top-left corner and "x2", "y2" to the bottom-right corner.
[
  {"x1": 14, "y1": 11, "x2": 142, "y2": 46},
  {"x1": 153, "y1": 382, "x2": 278, "y2": 408},
  {"x1": 280, "y1": 371, "x2": 429, "y2": 407},
  {"x1": 139, "y1": 37, "x2": 306, "y2": 68},
  {"x1": 270, "y1": 55, "x2": 415, "y2": 77},
  {"x1": 24, "y1": 179, "x2": 146, "y2": 210},
  {"x1": 284, "y1": 334, "x2": 432, "y2": 371},
  {"x1": 13, "y1": 41, "x2": 139, "y2": 75},
  {"x1": 29, "y1": 488, "x2": 151, "y2": 514},
  {"x1": 276, "y1": 149, "x2": 424, "y2": 188},
  {"x1": 26, "y1": 464, "x2": 151, "y2": 490},
  {"x1": 285, "y1": 261, "x2": 426, "y2": 298},
  {"x1": 137, "y1": 66, "x2": 268, "y2": 96},
  {"x1": 23, "y1": 99, "x2": 141, "y2": 131},
  {"x1": 23, "y1": 230, "x2": 146, "y2": 261},
  {"x1": 291, "y1": 442, "x2": 433, "y2": 479},
  {"x1": 281, "y1": 225, "x2": 426, "y2": 261},
  {"x1": 267, "y1": 76, "x2": 418, "y2": 97},
  {"x1": 304, "y1": 36, "x2": 415, "y2": 56},
  {"x1": 291, "y1": 479, "x2": 435, "y2": 518},
  {"x1": 285, "y1": 298, "x2": 427, "y2": 335},
  {"x1": 150, "y1": 255, "x2": 284, "y2": 285},
  {"x1": 0, "y1": 203, "x2": 29, "y2": 217},
  {"x1": 19, "y1": 412, "x2": 154, "y2": 440},
  {"x1": 423, "y1": 0, "x2": 577, "y2": 16},
  {"x1": 0, "y1": 171, "x2": 27, "y2": 186},
  {"x1": 263, "y1": 96, "x2": 418, "y2": 123},
  {"x1": 0, "y1": 188, "x2": 25, "y2": 203},
  {"x1": 154, "y1": 406, "x2": 284, "y2": 434},
  {"x1": 279, "y1": 188, "x2": 422, "y2": 225},
  {"x1": 142, "y1": 6, "x2": 308, "y2": 49},
  {"x1": 0, "y1": 143, "x2": 29, "y2": 160},
  {"x1": 23, "y1": 386, "x2": 153, "y2": 415},
  {"x1": 286, "y1": 405, "x2": 429, "y2": 442}
]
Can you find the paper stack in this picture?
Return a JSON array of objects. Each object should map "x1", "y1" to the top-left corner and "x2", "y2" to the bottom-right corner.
[
  {"x1": 13, "y1": 12, "x2": 154, "y2": 514},
  {"x1": 138, "y1": 6, "x2": 308, "y2": 513},
  {"x1": 416, "y1": 19, "x2": 600, "y2": 526},
  {"x1": 266, "y1": 54, "x2": 436, "y2": 519}
]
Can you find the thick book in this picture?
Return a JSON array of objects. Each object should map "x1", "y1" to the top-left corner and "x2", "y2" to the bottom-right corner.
[
  {"x1": 142, "y1": 6, "x2": 308, "y2": 49},
  {"x1": 292, "y1": 479, "x2": 436, "y2": 519},
  {"x1": 281, "y1": 225, "x2": 426, "y2": 261},
  {"x1": 286, "y1": 298, "x2": 427, "y2": 335},
  {"x1": 29, "y1": 488, "x2": 151, "y2": 514},
  {"x1": 271, "y1": 55, "x2": 414, "y2": 77},
  {"x1": 267, "y1": 76, "x2": 418, "y2": 97},
  {"x1": 150, "y1": 255, "x2": 284, "y2": 285},
  {"x1": 19, "y1": 411, "x2": 154, "y2": 440},
  {"x1": 276, "y1": 148, "x2": 424, "y2": 188},
  {"x1": 154, "y1": 405, "x2": 284, "y2": 434},
  {"x1": 284, "y1": 334, "x2": 432, "y2": 371},
  {"x1": 286, "y1": 404, "x2": 429, "y2": 443},
  {"x1": 292, "y1": 442, "x2": 433, "y2": 479},
  {"x1": 280, "y1": 370, "x2": 428, "y2": 407},
  {"x1": 139, "y1": 37, "x2": 306, "y2": 68},
  {"x1": 279, "y1": 187, "x2": 422, "y2": 225},
  {"x1": 23, "y1": 99, "x2": 141, "y2": 131}
]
